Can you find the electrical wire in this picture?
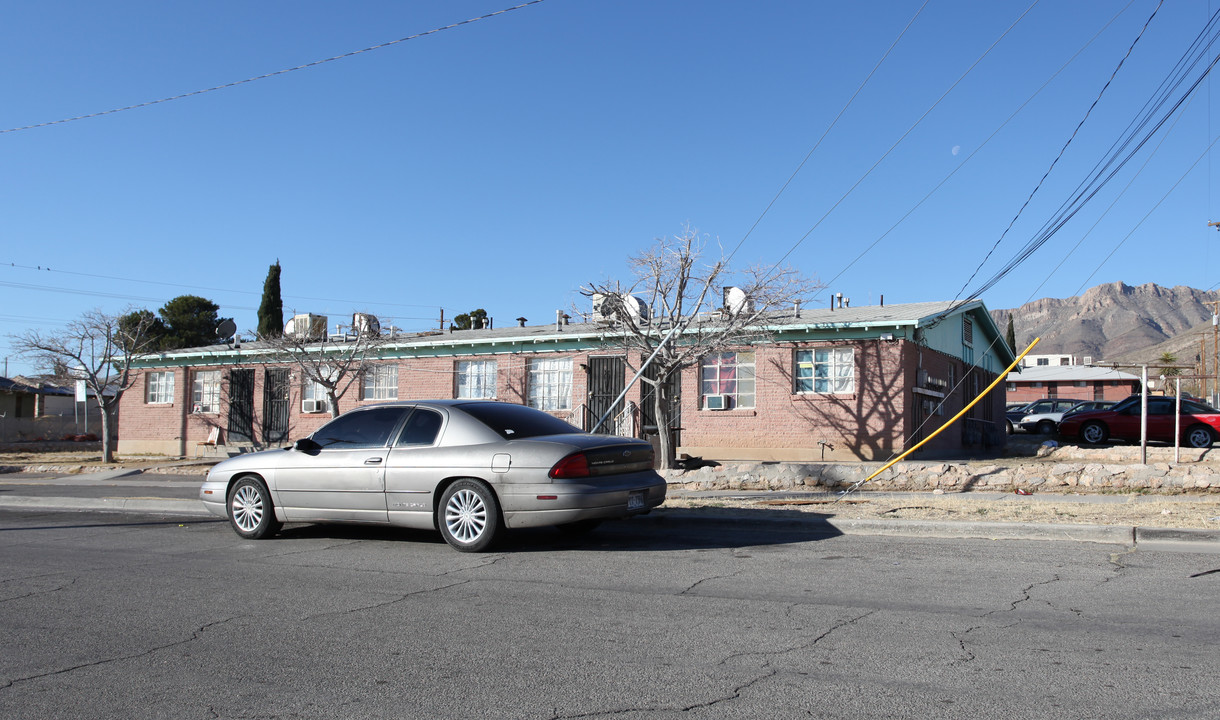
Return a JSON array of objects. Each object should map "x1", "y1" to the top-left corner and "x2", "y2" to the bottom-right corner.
[
  {"x1": 0, "y1": 1, "x2": 548, "y2": 135},
  {"x1": 818, "y1": 0, "x2": 1136, "y2": 295},
  {"x1": 724, "y1": 0, "x2": 931, "y2": 266},
  {"x1": 768, "y1": 0, "x2": 1040, "y2": 273}
]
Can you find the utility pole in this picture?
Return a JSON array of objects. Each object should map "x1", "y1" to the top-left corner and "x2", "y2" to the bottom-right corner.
[{"x1": 1212, "y1": 301, "x2": 1220, "y2": 406}]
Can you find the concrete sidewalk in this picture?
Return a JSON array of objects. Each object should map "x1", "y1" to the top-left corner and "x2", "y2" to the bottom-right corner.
[{"x1": 1, "y1": 468, "x2": 1218, "y2": 553}]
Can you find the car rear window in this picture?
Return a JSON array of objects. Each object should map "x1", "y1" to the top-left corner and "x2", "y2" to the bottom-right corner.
[{"x1": 458, "y1": 402, "x2": 581, "y2": 439}]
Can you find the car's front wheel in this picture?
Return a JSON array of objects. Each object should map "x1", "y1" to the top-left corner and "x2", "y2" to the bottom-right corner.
[
  {"x1": 1036, "y1": 420, "x2": 1056, "y2": 435},
  {"x1": 227, "y1": 476, "x2": 281, "y2": 539},
  {"x1": 1185, "y1": 425, "x2": 1215, "y2": 449},
  {"x1": 438, "y1": 480, "x2": 501, "y2": 552},
  {"x1": 1080, "y1": 421, "x2": 1109, "y2": 445}
]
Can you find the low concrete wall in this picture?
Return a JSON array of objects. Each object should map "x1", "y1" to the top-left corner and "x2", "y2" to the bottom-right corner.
[{"x1": 664, "y1": 443, "x2": 1220, "y2": 493}]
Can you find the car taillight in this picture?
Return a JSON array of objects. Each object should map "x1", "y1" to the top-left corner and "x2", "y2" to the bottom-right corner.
[{"x1": 549, "y1": 453, "x2": 590, "y2": 479}]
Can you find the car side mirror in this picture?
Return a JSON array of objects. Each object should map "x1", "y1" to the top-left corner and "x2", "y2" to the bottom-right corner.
[{"x1": 292, "y1": 437, "x2": 322, "y2": 454}]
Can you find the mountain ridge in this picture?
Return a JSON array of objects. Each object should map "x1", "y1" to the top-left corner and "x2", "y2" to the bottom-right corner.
[{"x1": 989, "y1": 281, "x2": 1220, "y2": 365}]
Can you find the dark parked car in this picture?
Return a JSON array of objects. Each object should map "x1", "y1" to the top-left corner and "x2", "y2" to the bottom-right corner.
[
  {"x1": 200, "y1": 400, "x2": 667, "y2": 552},
  {"x1": 1058, "y1": 395, "x2": 1220, "y2": 448}
]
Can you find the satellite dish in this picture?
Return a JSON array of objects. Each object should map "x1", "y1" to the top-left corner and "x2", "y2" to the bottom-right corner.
[{"x1": 216, "y1": 319, "x2": 237, "y2": 341}]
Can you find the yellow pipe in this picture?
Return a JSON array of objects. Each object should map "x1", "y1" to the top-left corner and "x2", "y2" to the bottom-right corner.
[{"x1": 857, "y1": 337, "x2": 1041, "y2": 487}]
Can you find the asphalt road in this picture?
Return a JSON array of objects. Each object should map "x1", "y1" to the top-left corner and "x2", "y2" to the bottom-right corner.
[{"x1": 2, "y1": 507, "x2": 1219, "y2": 719}]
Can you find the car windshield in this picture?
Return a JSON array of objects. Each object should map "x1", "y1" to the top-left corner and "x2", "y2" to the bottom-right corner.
[{"x1": 458, "y1": 402, "x2": 582, "y2": 440}]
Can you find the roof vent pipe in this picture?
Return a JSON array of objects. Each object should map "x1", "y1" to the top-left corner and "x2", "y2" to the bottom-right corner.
[
  {"x1": 880, "y1": 294, "x2": 884, "y2": 307},
  {"x1": 793, "y1": 301, "x2": 801, "y2": 319},
  {"x1": 516, "y1": 317, "x2": 527, "y2": 328},
  {"x1": 836, "y1": 292, "x2": 843, "y2": 309},
  {"x1": 556, "y1": 309, "x2": 564, "y2": 331}
]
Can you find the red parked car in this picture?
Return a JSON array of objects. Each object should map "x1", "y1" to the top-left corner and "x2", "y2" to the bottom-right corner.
[{"x1": 1058, "y1": 395, "x2": 1220, "y2": 448}]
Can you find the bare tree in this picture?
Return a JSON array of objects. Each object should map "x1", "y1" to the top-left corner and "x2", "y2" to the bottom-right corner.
[
  {"x1": 583, "y1": 227, "x2": 820, "y2": 469},
  {"x1": 259, "y1": 324, "x2": 390, "y2": 418},
  {"x1": 11, "y1": 308, "x2": 162, "y2": 463}
]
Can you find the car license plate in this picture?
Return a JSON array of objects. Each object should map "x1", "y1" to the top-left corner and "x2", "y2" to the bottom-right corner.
[{"x1": 627, "y1": 491, "x2": 646, "y2": 510}]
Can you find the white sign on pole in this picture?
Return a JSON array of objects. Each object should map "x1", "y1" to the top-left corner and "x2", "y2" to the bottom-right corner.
[{"x1": 75, "y1": 380, "x2": 87, "y2": 402}]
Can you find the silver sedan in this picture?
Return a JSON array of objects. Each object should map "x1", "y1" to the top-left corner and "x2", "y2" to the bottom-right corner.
[{"x1": 200, "y1": 400, "x2": 667, "y2": 552}]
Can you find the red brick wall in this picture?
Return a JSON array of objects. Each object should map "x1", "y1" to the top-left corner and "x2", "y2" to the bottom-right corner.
[{"x1": 118, "y1": 340, "x2": 1007, "y2": 460}]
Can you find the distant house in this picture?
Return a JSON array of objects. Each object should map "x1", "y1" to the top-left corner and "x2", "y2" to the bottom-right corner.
[
  {"x1": 117, "y1": 299, "x2": 1016, "y2": 461},
  {"x1": 1006, "y1": 364, "x2": 1140, "y2": 405}
]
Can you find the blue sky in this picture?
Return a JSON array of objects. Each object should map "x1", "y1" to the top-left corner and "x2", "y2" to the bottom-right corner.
[{"x1": 4, "y1": 0, "x2": 1220, "y2": 375}]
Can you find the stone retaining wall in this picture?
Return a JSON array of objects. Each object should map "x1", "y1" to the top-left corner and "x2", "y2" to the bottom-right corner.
[{"x1": 665, "y1": 443, "x2": 1220, "y2": 494}]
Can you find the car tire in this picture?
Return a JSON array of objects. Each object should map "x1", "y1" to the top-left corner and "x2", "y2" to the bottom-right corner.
[
  {"x1": 1080, "y1": 421, "x2": 1109, "y2": 445},
  {"x1": 1036, "y1": 420, "x2": 1056, "y2": 435},
  {"x1": 438, "y1": 479, "x2": 501, "y2": 552},
  {"x1": 227, "y1": 476, "x2": 282, "y2": 539},
  {"x1": 1185, "y1": 425, "x2": 1215, "y2": 449},
  {"x1": 1005, "y1": 420, "x2": 1014, "y2": 435},
  {"x1": 556, "y1": 519, "x2": 602, "y2": 535}
]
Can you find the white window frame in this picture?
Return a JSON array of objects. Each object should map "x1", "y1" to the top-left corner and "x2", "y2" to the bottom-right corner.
[
  {"x1": 795, "y1": 348, "x2": 854, "y2": 394},
  {"x1": 528, "y1": 357, "x2": 572, "y2": 411},
  {"x1": 146, "y1": 371, "x2": 175, "y2": 405},
  {"x1": 361, "y1": 364, "x2": 398, "y2": 401},
  {"x1": 192, "y1": 370, "x2": 221, "y2": 413},
  {"x1": 700, "y1": 351, "x2": 755, "y2": 409},
  {"x1": 457, "y1": 359, "x2": 498, "y2": 399},
  {"x1": 303, "y1": 375, "x2": 330, "y2": 413}
]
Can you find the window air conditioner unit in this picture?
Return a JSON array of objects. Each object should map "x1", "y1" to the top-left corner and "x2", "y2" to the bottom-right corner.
[
  {"x1": 704, "y1": 394, "x2": 729, "y2": 411},
  {"x1": 302, "y1": 399, "x2": 325, "y2": 414}
]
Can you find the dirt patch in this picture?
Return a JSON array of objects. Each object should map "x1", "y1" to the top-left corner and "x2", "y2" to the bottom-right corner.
[{"x1": 665, "y1": 492, "x2": 1220, "y2": 529}]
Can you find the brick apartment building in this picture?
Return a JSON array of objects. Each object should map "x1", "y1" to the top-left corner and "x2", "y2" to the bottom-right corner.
[
  {"x1": 1005, "y1": 364, "x2": 1141, "y2": 405},
  {"x1": 117, "y1": 300, "x2": 1015, "y2": 462}
]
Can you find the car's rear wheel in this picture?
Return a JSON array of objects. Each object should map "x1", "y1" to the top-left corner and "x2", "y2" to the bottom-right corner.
[
  {"x1": 228, "y1": 476, "x2": 281, "y2": 539},
  {"x1": 1185, "y1": 425, "x2": 1215, "y2": 449},
  {"x1": 438, "y1": 480, "x2": 501, "y2": 552},
  {"x1": 1080, "y1": 421, "x2": 1109, "y2": 445},
  {"x1": 1036, "y1": 420, "x2": 1056, "y2": 435}
]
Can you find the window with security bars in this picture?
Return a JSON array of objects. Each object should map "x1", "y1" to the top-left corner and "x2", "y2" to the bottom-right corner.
[
  {"x1": 795, "y1": 348, "x2": 854, "y2": 394},
  {"x1": 701, "y1": 352, "x2": 755, "y2": 409},
  {"x1": 192, "y1": 370, "x2": 221, "y2": 413},
  {"x1": 528, "y1": 358, "x2": 572, "y2": 411},
  {"x1": 361, "y1": 364, "x2": 398, "y2": 400},
  {"x1": 146, "y1": 371, "x2": 174, "y2": 404},
  {"x1": 456, "y1": 360, "x2": 497, "y2": 399}
]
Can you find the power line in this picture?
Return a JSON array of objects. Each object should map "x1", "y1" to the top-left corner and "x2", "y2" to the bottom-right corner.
[
  {"x1": 0, "y1": 1, "x2": 548, "y2": 135},
  {"x1": 1, "y1": 261, "x2": 446, "y2": 311},
  {"x1": 725, "y1": 0, "x2": 931, "y2": 266}
]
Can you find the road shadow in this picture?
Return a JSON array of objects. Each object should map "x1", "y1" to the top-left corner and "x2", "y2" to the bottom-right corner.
[{"x1": 271, "y1": 506, "x2": 843, "y2": 553}]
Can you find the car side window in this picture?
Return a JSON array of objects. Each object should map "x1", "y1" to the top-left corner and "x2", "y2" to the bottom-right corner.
[
  {"x1": 1147, "y1": 400, "x2": 1173, "y2": 416},
  {"x1": 395, "y1": 409, "x2": 443, "y2": 447},
  {"x1": 313, "y1": 407, "x2": 408, "y2": 449}
]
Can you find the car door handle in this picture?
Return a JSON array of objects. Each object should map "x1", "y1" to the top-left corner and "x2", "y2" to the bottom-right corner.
[{"x1": 365, "y1": 457, "x2": 383, "y2": 465}]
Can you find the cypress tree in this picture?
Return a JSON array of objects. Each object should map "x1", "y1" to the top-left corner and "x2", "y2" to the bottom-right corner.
[
  {"x1": 1005, "y1": 314, "x2": 1016, "y2": 352},
  {"x1": 258, "y1": 260, "x2": 284, "y2": 338}
]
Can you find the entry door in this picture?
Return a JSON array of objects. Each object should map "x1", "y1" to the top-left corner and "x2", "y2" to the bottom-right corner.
[
  {"x1": 227, "y1": 369, "x2": 255, "y2": 444},
  {"x1": 586, "y1": 356, "x2": 626, "y2": 433},
  {"x1": 262, "y1": 368, "x2": 291, "y2": 446}
]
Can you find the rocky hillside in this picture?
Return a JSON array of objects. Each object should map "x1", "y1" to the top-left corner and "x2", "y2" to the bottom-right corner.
[{"x1": 990, "y1": 282, "x2": 1220, "y2": 364}]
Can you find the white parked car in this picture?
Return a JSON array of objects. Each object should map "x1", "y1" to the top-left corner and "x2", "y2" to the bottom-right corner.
[{"x1": 1018, "y1": 400, "x2": 1114, "y2": 435}]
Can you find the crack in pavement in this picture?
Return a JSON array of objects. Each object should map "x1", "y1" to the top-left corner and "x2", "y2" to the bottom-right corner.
[
  {"x1": 0, "y1": 616, "x2": 237, "y2": 691},
  {"x1": 297, "y1": 578, "x2": 476, "y2": 622},
  {"x1": 0, "y1": 574, "x2": 78, "y2": 604}
]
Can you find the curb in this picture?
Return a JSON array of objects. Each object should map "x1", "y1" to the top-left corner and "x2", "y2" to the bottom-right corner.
[
  {"x1": 0, "y1": 496, "x2": 210, "y2": 517},
  {"x1": 2, "y1": 495, "x2": 1217, "y2": 551}
]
